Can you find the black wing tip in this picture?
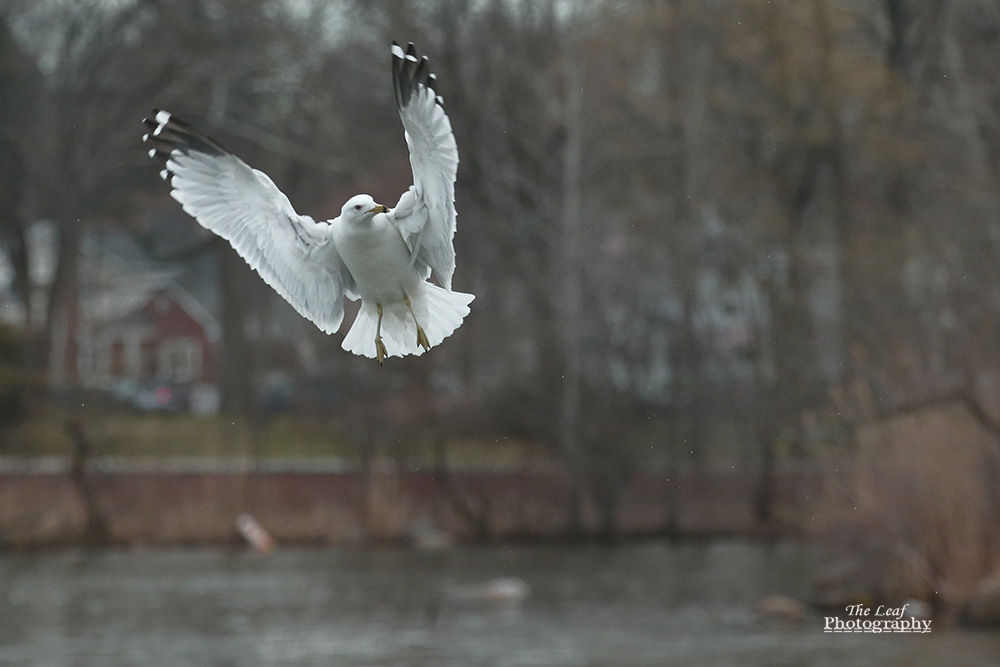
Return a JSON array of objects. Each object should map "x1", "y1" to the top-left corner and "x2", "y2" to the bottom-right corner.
[
  {"x1": 390, "y1": 41, "x2": 444, "y2": 110},
  {"x1": 141, "y1": 108, "x2": 229, "y2": 169}
]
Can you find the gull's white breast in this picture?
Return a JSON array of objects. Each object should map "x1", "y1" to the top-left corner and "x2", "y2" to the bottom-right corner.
[{"x1": 332, "y1": 214, "x2": 418, "y2": 304}]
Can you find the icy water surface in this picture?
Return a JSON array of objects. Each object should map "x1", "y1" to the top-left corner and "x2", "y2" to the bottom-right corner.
[{"x1": 0, "y1": 541, "x2": 997, "y2": 666}]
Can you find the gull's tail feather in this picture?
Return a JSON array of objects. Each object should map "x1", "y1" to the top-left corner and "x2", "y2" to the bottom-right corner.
[
  {"x1": 419, "y1": 283, "x2": 475, "y2": 348},
  {"x1": 342, "y1": 284, "x2": 474, "y2": 360}
]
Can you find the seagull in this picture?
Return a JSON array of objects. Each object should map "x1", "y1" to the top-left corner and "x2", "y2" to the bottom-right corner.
[{"x1": 142, "y1": 42, "x2": 474, "y2": 365}]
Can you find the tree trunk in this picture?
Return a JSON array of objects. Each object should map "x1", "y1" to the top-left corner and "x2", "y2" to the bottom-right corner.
[
  {"x1": 44, "y1": 223, "x2": 81, "y2": 389},
  {"x1": 67, "y1": 419, "x2": 111, "y2": 547},
  {"x1": 556, "y1": 46, "x2": 588, "y2": 536},
  {"x1": 215, "y1": 241, "x2": 253, "y2": 415}
]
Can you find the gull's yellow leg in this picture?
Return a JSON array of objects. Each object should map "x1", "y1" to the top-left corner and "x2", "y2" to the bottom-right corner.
[
  {"x1": 375, "y1": 303, "x2": 388, "y2": 365},
  {"x1": 403, "y1": 293, "x2": 430, "y2": 351}
]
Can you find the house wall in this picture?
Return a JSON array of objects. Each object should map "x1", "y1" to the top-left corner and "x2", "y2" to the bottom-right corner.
[
  {"x1": 79, "y1": 288, "x2": 219, "y2": 391},
  {"x1": 140, "y1": 292, "x2": 217, "y2": 383}
]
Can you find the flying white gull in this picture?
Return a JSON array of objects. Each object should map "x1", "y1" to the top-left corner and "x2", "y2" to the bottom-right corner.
[{"x1": 143, "y1": 42, "x2": 474, "y2": 364}]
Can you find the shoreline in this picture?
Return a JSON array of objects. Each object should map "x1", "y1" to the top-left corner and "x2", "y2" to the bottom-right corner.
[{"x1": 0, "y1": 459, "x2": 821, "y2": 550}]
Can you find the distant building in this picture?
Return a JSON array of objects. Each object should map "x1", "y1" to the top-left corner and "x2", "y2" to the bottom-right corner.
[
  {"x1": 76, "y1": 280, "x2": 221, "y2": 414},
  {"x1": 0, "y1": 220, "x2": 224, "y2": 414},
  {"x1": 73, "y1": 222, "x2": 223, "y2": 414}
]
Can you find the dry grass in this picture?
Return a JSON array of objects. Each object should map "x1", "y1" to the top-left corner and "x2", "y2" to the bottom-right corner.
[
  {"x1": 3, "y1": 408, "x2": 330, "y2": 459},
  {"x1": 1, "y1": 405, "x2": 552, "y2": 468},
  {"x1": 812, "y1": 395, "x2": 1000, "y2": 613}
]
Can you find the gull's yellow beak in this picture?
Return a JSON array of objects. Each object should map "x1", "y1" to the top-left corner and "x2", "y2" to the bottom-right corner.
[{"x1": 367, "y1": 204, "x2": 388, "y2": 214}]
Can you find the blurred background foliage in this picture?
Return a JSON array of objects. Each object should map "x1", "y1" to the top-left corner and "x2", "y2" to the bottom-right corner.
[
  {"x1": 0, "y1": 0, "x2": 1000, "y2": 599},
  {"x1": 0, "y1": 0, "x2": 998, "y2": 463}
]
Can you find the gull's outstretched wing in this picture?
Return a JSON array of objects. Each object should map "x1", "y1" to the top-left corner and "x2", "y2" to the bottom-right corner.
[
  {"x1": 143, "y1": 110, "x2": 355, "y2": 334},
  {"x1": 389, "y1": 42, "x2": 460, "y2": 290}
]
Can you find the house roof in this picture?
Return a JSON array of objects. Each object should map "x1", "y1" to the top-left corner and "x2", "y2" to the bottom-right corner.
[
  {"x1": 85, "y1": 277, "x2": 221, "y2": 342},
  {"x1": 77, "y1": 219, "x2": 221, "y2": 340}
]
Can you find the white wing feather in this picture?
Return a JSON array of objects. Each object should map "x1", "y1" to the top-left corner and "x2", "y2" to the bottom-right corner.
[
  {"x1": 389, "y1": 42, "x2": 460, "y2": 290},
  {"x1": 143, "y1": 110, "x2": 355, "y2": 334}
]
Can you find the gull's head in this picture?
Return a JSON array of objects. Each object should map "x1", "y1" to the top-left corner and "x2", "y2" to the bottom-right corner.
[{"x1": 342, "y1": 194, "x2": 388, "y2": 222}]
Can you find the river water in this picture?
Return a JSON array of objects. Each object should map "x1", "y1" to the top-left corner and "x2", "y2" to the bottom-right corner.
[{"x1": 0, "y1": 541, "x2": 997, "y2": 666}]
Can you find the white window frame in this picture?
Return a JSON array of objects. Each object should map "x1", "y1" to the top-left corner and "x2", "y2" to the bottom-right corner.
[{"x1": 157, "y1": 337, "x2": 201, "y2": 383}]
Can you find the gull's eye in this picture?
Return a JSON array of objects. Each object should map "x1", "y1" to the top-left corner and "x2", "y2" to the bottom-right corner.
[{"x1": 354, "y1": 204, "x2": 362, "y2": 210}]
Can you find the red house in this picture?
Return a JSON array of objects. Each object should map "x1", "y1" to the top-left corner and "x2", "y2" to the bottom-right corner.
[{"x1": 77, "y1": 280, "x2": 221, "y2": 413}]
